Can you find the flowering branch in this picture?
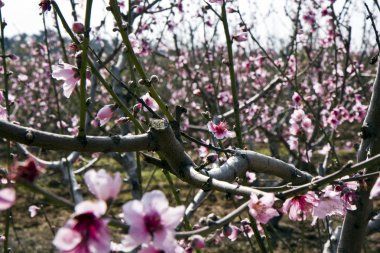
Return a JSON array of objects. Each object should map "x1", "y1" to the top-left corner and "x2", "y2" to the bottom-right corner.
[
  {"x1": 176, "y1": 200, "x2": 250, "y2": 238},
  {"x1": 108, "y1": 0, "x2": 175, "y2": 122},
  {"x1": 337, "y1": 61, "x2": 380, "y2": 251},
  {"x1": 220, "y1": 2, "x2": 243, "y2": 148},
  {"x1": 219, "y1": 77, "x2": 283, "y2": 120}
]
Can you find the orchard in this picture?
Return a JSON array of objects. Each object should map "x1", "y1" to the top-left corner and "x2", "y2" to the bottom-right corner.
[{"x1": 1, "y1": 0, "x2": 380, "y2": 252}]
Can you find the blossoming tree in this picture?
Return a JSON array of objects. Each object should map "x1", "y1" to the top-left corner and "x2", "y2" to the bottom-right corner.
[{"x1": 1, "y1": 0, "x2": 380, "y2": 252}]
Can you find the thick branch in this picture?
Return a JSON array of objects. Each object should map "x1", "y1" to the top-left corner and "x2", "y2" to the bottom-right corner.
[
  {"x1": 207, "y1": 150, "x2": 312, "y2": 185},
  {"x1": 0, "y1": 120, "x2": 152, "y2": 153},
  {"x1": 149, "y1": 119, "x2": 266, "y2": 197},
  {"x1": 338, "y1": 62, "x2": 380, "y2": 253}
]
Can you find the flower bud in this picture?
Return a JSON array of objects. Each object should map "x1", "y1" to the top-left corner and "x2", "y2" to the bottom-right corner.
[
  {"x1": 190, "y1": 235, "x2": 205, "y2": 249},
  {"x1": 72, "y1": 22, "x2": 85, "y2": 34},
  {"x1": 39, "y1": 0, "x2": 51, "y2": 13},
  {"x1": 149, "y1": 75, "x2": 159, "y2": 84},
  {"x1": 133, "y1": 103, "x2": 143, "y2": 114}
]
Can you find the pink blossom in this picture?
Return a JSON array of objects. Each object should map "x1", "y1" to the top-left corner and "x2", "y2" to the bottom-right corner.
[
  {"x1": 287, "y1": 136, "x2": 299, "y2": 151},
  {"x1": 223, "y1": 224, "x2": 240, "y2": 241},
  {"x1": 248, "y1": 193, "x2": 279, "y2": 224},
  {"x1": 333, "y1": 179, "x2": 358, "y2": 210},
  {"x1": 96, "y1": 104, "x2": 115, "y2": 126},
  {"x1": 240, "y1": 218, "x2": 255, "y2": 238},
  {"x1": 246, "y1": 171, "x2": 257, "y2": 183},
  {"x1": 312, "y1": 188, "x2": 345, "y2": 225},
  {"x1": 140, "y1": 93, "x2": 159, "y2": 112},
  {"x1": 84, "y1": 169, "x2": 122, "y2": 201},
  {"x1": 318, "y1": 144, "x2": 331, "y2": 155},
  {"x1": 301, "y1": 117, "x2": 313, "y2": 133},
  {"x1": 232, "y1": 32, "x2": 248, "y2": 42},
  {"x1": 313, "y1": 82, "x2": 324, "y2": 95},
  {"x1": 189, "y1": 235, "x2": 205, "y2": 249},
  {"x1": 292, "y1": 92, "x2": 302, "y2": 107},
  {"x1": 289, "y1": 123, "x2": 299, "y2": 135},
  {"x1": 10, "y1": 158, "x2": 44, "y2": 183},
  {"x1": 290, "y1": 109, "x2": 305, "y2": 123},
  {"x1": 0, "y1": 105, "x2": 6, "y2": 121},
  {"x1": 0, "y1": 91, "x2": 4, "y2": 103},
  {"x1": 28, "y1": 205, "x2": 40, "y2": 218},
  {"x1": 287, "y1": 55, "x2": 297, "y2": 77},
  {"x1": 0, "y1": 188, "x2": 16, "y2": 210},
  {"x1": 53, "y1": 200, "x2": 110, "y2": 253},
  {"x1": 321, "y1": 8, "x2": 330, "y2": 16},
  {"x1": 217, "y1": 90, "x2": 232, "y2": 105},
  {"x1": 198, "y1": 145, "x2": 209, "y2": 158},
  {"x1": 227, "y1": 6, "x2": 237, "y2": 13},
  {"x1": 282, "y1": 191, "x2": 319, "y2": 221},
  {"x1": 122, "y1": 190, "x2": 185, "y2": 252},
  {"x1": 370, "y1": 176, "x2": 380, "y2": 199},
  {"x1": 129, "y1": 33, "x2": 142, "y2": 54},
  {"x1": 52, "y1": 60, "x2": 89, "y2": 98},
  {"x1": 207, "y1": 121, "x2": 233, "y2": 139}
]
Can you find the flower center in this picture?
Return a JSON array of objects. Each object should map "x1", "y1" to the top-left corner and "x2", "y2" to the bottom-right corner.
[
  {"x1": 144, "y1": 211, "x2": 163, "y2": 234},
  {"x1": 214, "y1": 124, "x2": 226, "y2": 135}
]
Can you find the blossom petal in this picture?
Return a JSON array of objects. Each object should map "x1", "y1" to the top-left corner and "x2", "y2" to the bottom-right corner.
[
  {"x1": 142, "y1": 190, "x2": 169, "y2": 213},
  {"x1": 123, "y1": 200, "x2": 145, "y2": 227},
  {"x1": 162, "y1": 206, "x2": 185, "y2": 229},
  {"x1": 53, "y1": 227, "x2": 82, "y2": 251},
  {"x1": 0, "y1": 188, "x2": 16, "y2": 210}
]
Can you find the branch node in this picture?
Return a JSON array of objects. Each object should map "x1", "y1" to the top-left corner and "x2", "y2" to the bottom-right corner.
[
  {"x1": 25, "y1": 129, "x2": 35, "y2": 144},
  {"x1": 110, "y1": 135, "x2": 121, "y2": 144},
  {"x1": 360, "y1": 123, "x2": 373, "y2": 139}
]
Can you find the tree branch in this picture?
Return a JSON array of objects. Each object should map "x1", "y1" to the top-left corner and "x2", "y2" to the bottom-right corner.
[{"x1": 0, "y1": 120, "x2": 152, "y2": 153}]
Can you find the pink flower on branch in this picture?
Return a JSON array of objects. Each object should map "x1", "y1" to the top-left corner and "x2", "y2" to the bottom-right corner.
[
  {"x1": 96, "y1": 104, "x2": 117, "y2": 126},
  {"x1": 129, "y1": 33, "x2": 142, "y2": 54},
  {"x1": 232, "y1": 32, "x2": 248, "y2": 42},
  {"x1": 10, "y1": 158, "x2": 44, "y2": 183},
  {"x1": 292, "y1": 92, "x2": 302, "y2": 107},
  {"x1": 53, "y1": 200, "x2": 111, "y2": 253},
  {"x1": 282, "y1": 191, "x2": 319, "y2": 221},
  {"x1": 139, "y1": 93, "x2": 159, "y2": 112},
  {"x1": 311, "y1": 188, "x2": 346, "y2": 225},
  {"x1": 223, "y1": 224, "x2": 240, "y2": 241},
  {"x1": 84, "y1": 169, "x2": 122, "y2": 201},
  {"x1": 0, "y1": 188, "x2": 16, "y2": 210},
  {"x1": 248, "y1": 193, "x2": 279, "y2": 224},
  {"x1": 333, "y1": 180, "x2": 358, "y2": 210},
  {"x1": 207, "y1": 121, "x2": 234, "y2": 139},
  {"x1": 52, "y1": 60, "x2": 90, "y2": 98},
  {"x1": 122, "y1": 190, "x2": 185, "y2": 252}
]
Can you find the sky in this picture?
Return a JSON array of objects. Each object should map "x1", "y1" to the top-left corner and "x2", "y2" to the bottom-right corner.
[{"x1": 0, "y1": 0, "x2": 374, "y2": 50}]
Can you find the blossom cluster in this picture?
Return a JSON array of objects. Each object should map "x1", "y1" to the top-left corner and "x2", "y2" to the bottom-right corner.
[{"x1": 51, "y1": 169, "x2": 187, "y2": 253}]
